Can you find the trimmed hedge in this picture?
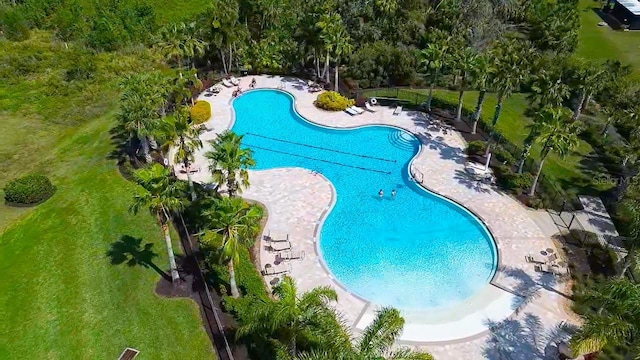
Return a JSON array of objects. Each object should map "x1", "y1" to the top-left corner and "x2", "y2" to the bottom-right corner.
[
  {"x1": 466, "y1": 140, "x2": 486, "y2": 156},
  {"x1": 4, "y1": 174, "x2": 55, "y2": 205},
  {"x1": 314, "y1": 91, "x2": 354, "y2": 111},
  {"x1": 190, "y1": 101, "x2": 211, "y2": 124}
]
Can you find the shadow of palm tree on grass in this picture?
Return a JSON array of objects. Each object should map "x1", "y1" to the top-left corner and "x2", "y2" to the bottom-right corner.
[{"x1": 107, "y1": 235, "x2": 170, "y2": 281}]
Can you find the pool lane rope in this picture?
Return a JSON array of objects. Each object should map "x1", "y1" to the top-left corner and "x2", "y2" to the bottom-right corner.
[
  {"x1": 245, "y1": 132, "x2": 397, "y2": 163},
  {"x1": 241, "y1": 142, "x2": 392, "y2": 175}
]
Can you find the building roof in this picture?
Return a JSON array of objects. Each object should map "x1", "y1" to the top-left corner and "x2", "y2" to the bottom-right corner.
[{"x1": 618, "y1": 0, "x2": 640, "y2": 16}]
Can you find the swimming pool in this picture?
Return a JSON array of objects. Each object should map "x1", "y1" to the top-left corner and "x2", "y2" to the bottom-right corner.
[{"x1": 232, "y1": 89, "x2": 497, "y2": 310}]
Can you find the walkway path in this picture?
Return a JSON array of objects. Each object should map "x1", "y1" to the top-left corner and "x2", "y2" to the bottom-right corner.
[{"x1": 177, "y1": 75, "x2": 578, "y2": 359}]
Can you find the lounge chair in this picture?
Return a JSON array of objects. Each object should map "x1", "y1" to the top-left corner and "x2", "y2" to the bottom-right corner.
[
  {"x1": 222, "y1": 79, "x2": 233, "y2": 87},
  {"x1": 278, "y1": 250, "x2": 305, "y2": 261},
  {"x1": 230, "y1": 76, "x2": 240, "y2": 86},
  {"x1": 393, "y1": 106, "x2": 402, "y2": 115},
  {"x1": 525, "y1": 253, "x2": 547, "y2": 264},
  {"x1": 535, "y1": 264, "x2": 569, "y2": 276},
  {"x1": 365, "y1": 102, "x2": 377, "y2": 112},
  {"x1": 267, "y1": 232, "x2": 290, "y2": 243},
  {"x1": 351, "y1": 106, "x2": 365, "y2": 114},
  {"x1": 345, "y1": 107, "x2": 358, "y2": 116},
  {"x1": 262, "y1": 263, "x2": 292, "y2": 276},
  {"x1": 271, "y1": 240, "x2": 292, "y2": 252}
]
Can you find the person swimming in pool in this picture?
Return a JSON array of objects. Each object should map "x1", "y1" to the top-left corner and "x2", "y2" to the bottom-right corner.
[
  {"x1": 391, "y1": 189, "x2": 396, "y2": 198},
  {"x1": 378, "y1": 189, "x2": 383, "y2": 198}
]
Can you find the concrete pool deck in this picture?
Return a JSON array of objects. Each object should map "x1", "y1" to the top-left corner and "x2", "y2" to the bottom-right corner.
[{"x1": 178, "y1": 75, "x2": 578, "y2": 358}]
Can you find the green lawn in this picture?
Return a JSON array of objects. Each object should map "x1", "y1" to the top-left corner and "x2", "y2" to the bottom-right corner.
[
  {"x1": 364, "y1": 88, "x2": 610, "y2": 195},
  {"x1": 577, "y1": 0, "x2": 640, "y2": 76},
  {"x1": 0, "y1": 34, "x2": 213, "y2": 359}
]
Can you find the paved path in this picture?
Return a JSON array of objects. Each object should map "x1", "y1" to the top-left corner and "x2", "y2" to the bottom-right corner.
[{"x1": 176, "y1": 75, "x2": 578, "y2": 359}]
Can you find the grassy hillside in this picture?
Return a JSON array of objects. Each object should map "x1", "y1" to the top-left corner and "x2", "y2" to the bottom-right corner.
[{"x1": 0, "y1": 32, "x2": 214, "y2": 359}]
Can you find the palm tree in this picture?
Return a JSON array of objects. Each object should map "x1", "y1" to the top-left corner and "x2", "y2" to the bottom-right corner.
[
  {"x1": 517, "y1": 108, "x2": 548, "y2": 174},
  {"x1": 419, "y1": 39, "x2": 449, "y2": 112},
  {"x1": 159, "y1": 106, "x2": 203, "y2": 201},
  {"x1": 470, "y1": 54, "x2": 492, "y2": 134},
  {"x1": 237, "y1": 276, "x2": 346, "y2": 355},
  {"x1": 453, "y1": 48, "x2": 480, "y2": 122},
  {"x1": 130, "y1": 164, "x2": 187, "y2": 283},
  {"x1": 317, "y1": 13, "x2": 351, "y2": 88},
  {"x1": 571, "y1": 278, "x2": 640, "y2": 355},
  {"x1": 489, "y1": 38, "x2": 533, "y2": 128},
  {"x1": 568, "y1": 58, "x2": 603, "y2": 120},
  {"x1": 199, "y1": 197, "x2": 262, "y2": 297},
  {"x1": 118, "y1": 72, "x2": 166, "y2": 163},
  {"x1": 528, "y1": 107, "x2": 580, "y2": 196},
  {"x1": 356, "y1": 307, "x2": 434, "y2": 359},
  {"x1": 156, "y1": 22, "x2": 206, "y2": 69},
  {"x1": 205, "y1": 131, "x2": 255, "y2": 197},
  {"x1": 528, "y1": 67, "x2": 570, "y2": 110}
]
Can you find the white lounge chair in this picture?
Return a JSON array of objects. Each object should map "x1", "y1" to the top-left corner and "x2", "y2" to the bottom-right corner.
[
  {"x1": 345, "y1": 107, "x2": 358, "y2": 116},
  {"x1": 222, "y1": 79, "x2": 233, "y2": 87},
  {"x1": 230, "y1": 76, "x2": 240, "y2": 86},
  {"x1": 535, "y1": 264, "x2": 569, "y2": 276},
  {"x1": 351, "y1": 106, "x2": 365, "y2": 114},
  {"x1": 267, "y1": 232, "x2": 289, "y2": 243},
  {"x1": 393, "y1": 106, "x2": 402, "y2": 115},
  {"x1": 278, "y1": 250, "x2": 305, "y2": 261},
  {"x1": 262, "y1": 263, "x2": 292, "y2": 276},
  {"x1": 271, "y1": 240, "x2": 292, "y2": 252},
  {"x1": 365, "y1": 102, "x2": 377, "y2": 112}
]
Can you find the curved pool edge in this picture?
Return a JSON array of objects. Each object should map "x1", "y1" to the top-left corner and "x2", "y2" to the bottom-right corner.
[{"x1": 233, "y1": 88, "x2": 501, "y2": 290}]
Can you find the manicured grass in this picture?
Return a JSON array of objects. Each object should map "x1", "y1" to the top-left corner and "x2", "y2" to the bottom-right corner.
[
  {"x1": 364, "y1": 88, "x2": 611, "y2": 195},
  {"x1": 576, "y1": 0, "x2": 640, "y2": 77},
  {"x1": 0, "y1": 34, "x2": 213, "y2": 359}
]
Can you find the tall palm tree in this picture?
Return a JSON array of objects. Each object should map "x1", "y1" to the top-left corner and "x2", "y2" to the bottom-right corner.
[
  {"x1": 419, "y1": 39, "x2": 449, "y2": 112},
  {"x1": 568, "y1": 58, "x2": 603, "y2": 120},
  {"x1": 470, "y1": 54, "x2": 492, "y2": 134},
  {"x1": 571, "y1": 278, "x2": 640, "y2": 355},
  {"x1": 517, "y1": 108, "x2": 548, "y2": 174},
  {"x1": 453, "y1": 48, "x2": 480, "y2": 122},
  {"x1": 205, "y1": 131, "x2": 255, "y2": 197},
  {"x1": 489, "y1": 38, "x2": 533, "y2": 128},
  {"x1": 618, "y1": 201, "x2": 640, "y2": 278},
  {"x1": 159, "y1": 106, "x2": 203, "y2": 201},
  {"x1": 156, "y1": 22, "x2": 206, "y2": 69},
  {"x1": 528, "y1": 67, "x2": 570, "y2": 110},
  {"x1": 528, "y1": 107, "x2": 580, "y2": 196},
  {"x1": 118, "y1": 72, "x2": 166, "y2": 163},
  {"x1": 130, "y1": 164, "x2": 187, "y2": 283},
  {"x1": 199, "y1": 197, "x2": 262, "y2": 297},
  {"x1": 317, "y1": 13, "x2": 350, "y2": 87},
  {"x1": 237, "y1": 276, "x2": 346, "y2": 355}
]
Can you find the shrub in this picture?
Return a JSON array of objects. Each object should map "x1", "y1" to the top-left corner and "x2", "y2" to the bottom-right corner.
[
  {"x1": 4, "y1": 174, "x2": 55, "y2": 205},
  {"x1": 466, "y1": 140, "x2": 486, "y2": 156},
  {"x1": 496, "y1": 169, "x2": 533, "y2": 194},
  {"x1": 0, "y1": 8, "x2": 31, "y2": 41},
  {"x1": 492, "y1": 146, "x2": 516, "y2": 166},
  {"x1": 314, "y1": 91, "x2": 354, "y2": 111},
  {"x1": 190, "y1": 101, "x2": 211, "y2": 124}
]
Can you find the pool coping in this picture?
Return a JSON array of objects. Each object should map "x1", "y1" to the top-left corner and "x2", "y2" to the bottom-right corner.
[{"x1": 228, "y1": 88, "x2": 522, "y2": 344}]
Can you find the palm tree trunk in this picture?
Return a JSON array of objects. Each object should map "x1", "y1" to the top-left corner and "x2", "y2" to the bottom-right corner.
[
  {"x1": 471, "y1": 90, "x2": 486, "y2": 134},
  {"x1": 160, "y1": 216, "x2": 180, "y2": 283},
  {"x1": 517, "y1": 143, "x2": 533, "y2": 174},
  {"x1": 491, "y1": 92, "x2": 505, "y2": 127},
  {"x1": 584, "y1": 91, "x2": 593, "y2": 111},
  {"x1": 228, "y1": 260, "x2": 240, "y2": 297},
  {"x1": 227, "y1": 172, "x2": 237, "y2": 197},
  {"x1": 220, "y1": 49, "x2": 228, "y2": 74},
  {"x1": 601, "y1": 116, "x2": 613, "y2": 136},
  {"x1": 573, "y1": 90, "x2": 586, "y2": 120},
  {"x1": 324, "y1": 50, "x2": 330, "y2": 84},
  {"x1": 184, "y1": 159, "x2": 197, "y2": 201},
  {"x1": 315, "y1": 55, "x2": 321, "y2": 79},
  {"x1": 229, "y1": 45, "x2": 234, "y2": 73},
  {"x1": 619, "y1": 259, "x2": 631, "y2": 278},
  {"x1": 529, "y1": 156, "x2": 546, "y2": 197},
  {"x1": 141, "y1": 137, "x2": 152, "y2": 163},
  {"x1": 456, "y1": 88, "x2": 465, "y2": 122},
  {"x1": 334, "y1": 61, "x2": 339, "y2": 92}
]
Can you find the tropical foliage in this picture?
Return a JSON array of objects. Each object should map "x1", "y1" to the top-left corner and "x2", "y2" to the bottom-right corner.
[
  {"x1": 205, "y1": 130, "x2": 255, "y2": 197},
  {"x1": 190, "y1": 100, "x2": 212, "y2": 124},
  {"x1": 3, "y1": 174, "x2": 55, "y2": 205},
  {"x1": 314, "y1": 91, "x2": 354, "y2": 111}
]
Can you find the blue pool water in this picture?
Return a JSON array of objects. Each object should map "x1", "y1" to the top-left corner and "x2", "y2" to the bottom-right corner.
[{"x1": 232, "y1": 90, "x2": 497, "y2": 310}]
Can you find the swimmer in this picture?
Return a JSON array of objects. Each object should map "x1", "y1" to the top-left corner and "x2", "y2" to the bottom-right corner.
[
  {"x1": 391, "y1": 189, "x2": 396, "y2": 198},
  {"x1": 378, "y1": 189, "x2": 383, "y2": 198}
]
